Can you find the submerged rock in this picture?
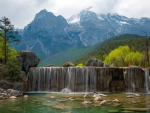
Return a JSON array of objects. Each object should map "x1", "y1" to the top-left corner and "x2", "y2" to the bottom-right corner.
[
  {"x1": 23, "y1": 95, "x2": 28, "y2": 98},
  {"x1": 112, "y1": 99, "x2": 119, "y2": 103},
  {"x1": 134, "y1": 94, "x2": 140, "y2": 97},
  {"x1": 84, "y1": 92, "x2": 90, "y2": 98},
  {"x1": 50, "y1": 96, "x2": 56, "y2": 99},
  {"x1": 126, "y1": 95, "x2": 134, "y2": 98},
  {"x1": 94, "y1": 96, "x2": 103, "y2": 101},
  {"x1": 82, "y1": 101, "x2": 91, "y2": 105},
  {"x1": 68, "y1": 97, "x2": 75, "y2": 101},
  {"x1": 51, "y1": 104, "x2": 72, "y2": 109},
  {"x1": 100, "y1": 100, "x2": 108, "y2": 106},
  {"x1": 9, "y1": 96, "x2": 17, "y2": 99}
]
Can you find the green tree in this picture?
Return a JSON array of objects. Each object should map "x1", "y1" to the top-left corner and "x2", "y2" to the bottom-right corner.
[
  {"x1": 104, "y1": 45, "x2": 144, "y2": 67},
  {"x1": 4, "y1": 58, "x2": 21, "y2": 82},
  {"x1": 0, "y1": 16, "x2": 20, "y2": 64}
]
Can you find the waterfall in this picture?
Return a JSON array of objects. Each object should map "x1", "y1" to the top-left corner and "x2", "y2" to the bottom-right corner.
[
  {"x1": 144, "y1": 69, "x2": 150, "y2": 93},
  {"x1": 27, "y1": 67, "x2": 148, "y2": 93}
]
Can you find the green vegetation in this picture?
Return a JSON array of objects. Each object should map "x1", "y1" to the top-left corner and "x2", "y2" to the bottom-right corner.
[
  {"x1": 39, "y1": 45, "x2": 98, "y2": 66},
  {"x1": 0, "y1": 17, "x2": 20, "y2": 82},
  {"x1": 74, "y1": 34, "x2": 149, "y2": 66},
  {"x1": 39, "y1": 34, "x2": 141, "y2": 66},
  {"x1": 4, "y1": 58, "x2": 21, "y2": 82},
  {"x1": 104, "y1": 45, "x2": 144, "y2": 67}
]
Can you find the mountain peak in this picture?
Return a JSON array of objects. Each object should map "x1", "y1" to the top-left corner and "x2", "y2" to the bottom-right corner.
[
  {"x1": 39, "y1": 9, "x2": 47, "y2": 13},
  {"x1": 34, "y1": 9, "x2": 54, "y2": 20},
  {"x1": 82, "y1": 6, "x2": 92, "y2": 12}
]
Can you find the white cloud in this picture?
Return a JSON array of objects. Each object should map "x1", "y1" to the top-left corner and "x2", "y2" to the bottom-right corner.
[{"x1": 0, "y1": 0, "x2": 150, "y2": 29}]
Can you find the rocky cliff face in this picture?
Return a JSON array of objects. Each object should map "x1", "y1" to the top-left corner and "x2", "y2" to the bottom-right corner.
[{"x1": 15, "y1": 9, "x2": 84, "y2": 60}]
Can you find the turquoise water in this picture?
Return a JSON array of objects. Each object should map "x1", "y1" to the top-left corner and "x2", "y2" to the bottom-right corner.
[{"x1": 0, "y1": 93, "x2": 150, "y2": 113}]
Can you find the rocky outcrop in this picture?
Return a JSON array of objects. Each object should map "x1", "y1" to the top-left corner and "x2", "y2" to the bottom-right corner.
[
  {"x1": 0, "y1": 88, "x2": 22, "y2": 99},
  {"x1": 20, "y1": 52, "x2": 39, "y2": 73},
  {"x1": 63, "y1": 62, "x2": 74, "y2": 67},
  {"x1": 85, "y1": 58, "x2": 108, "y2": 67},
  {"x1": 0, "y1": 80, "x2": 24, "y2": 92}
]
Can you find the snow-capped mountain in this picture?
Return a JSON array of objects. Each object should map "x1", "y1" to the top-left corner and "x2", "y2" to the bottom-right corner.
[
  {"x1": 14, "y1": 8, "x2": 150, "y2": 60},
  {"x1": 67, "y1": 7, "x2": 150, "y2": 46}
]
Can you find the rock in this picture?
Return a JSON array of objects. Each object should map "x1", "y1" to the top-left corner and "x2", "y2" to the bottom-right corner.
[
  {"x1": 68, "y1": 97, "x2": 75, "y2": 101},
  {"x1": 85, "y1": 58, "x2": 108, "y2": 67},
  {"x1": 7, "y1": 89, "x2": 21, "y2": 97},
  {"x1": 93, "y1": 93, "x2": 98, "y2": 98},
  {"x1": 45, "y1": 64, "x2": 53, "y2": 67},
  {"x1": 0, "y1": 88, "x2": 3, "y2": 93},
  {"x1": 13, "y1": 83, "x2": 23, "y2": 93},
  {"x1": 9, "y1": 96, "x2": 17, "y2": 99},
  {"x1": 112, "y1": 99, "x2": 119, "y2": 103},
  {"x1": 50, "y1": 96, "x2": 56, "y2": 99},
  {"x1": 131, "y1": 101, "x2": 136, "y2": 104},
  {"x1": 7, "y1": 89, "x2": 14, "y2": 94},
  {"x1": 19, "y1": 71, "x2": 26, "y2": 80},
  {"x1": 94, "y1": 96, "x2": 103, "y2": 101},
  {"x1": 100, "y1": 100, "x2": 107, "y2": 106},
  {"x1": 84, "y1": 92, "x2": 90, "y2": 98},
  {"x1": 0, "y1": 81, "x2": 13, "y2": 89},
  {"x1": 0, "y1": 93, "x2": 8, "y2": 98},
  {"x1": 99, "y1": 94, "x2": 107, "y2": 97},
  {"x1": 126, "y1": 95, "x2": 134, "y2": 98},
  {"x1": 134, "y1": 94, "x2": 140, "y2": 97},
  {"x1": 63, "y1": 62, "x2": 74, "y2": 67},
  {"x1": 20, "y1": 51, "x2": 39, "y2": 73},
  {"x1": 23, "y1": 95, "x2": 28, "y2": 98},
  {"x1": 82, "y1": 101, "x2": 91, "y2": 105},
  {"x1": 58, "y1": 99, "x2": 67, "y2": 102},
  {"x1": 51, "y1": 104, "x2": 72, "y2": 109}
]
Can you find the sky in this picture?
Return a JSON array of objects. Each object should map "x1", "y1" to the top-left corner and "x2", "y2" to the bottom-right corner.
[{"x1": 0, "y1": 0, "x2": 150, "y2": 29}]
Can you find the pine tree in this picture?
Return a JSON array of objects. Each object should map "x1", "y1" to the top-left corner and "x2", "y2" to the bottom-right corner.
[{"x1": 0, "y1": 16, "x2": 20, "y2": 64}]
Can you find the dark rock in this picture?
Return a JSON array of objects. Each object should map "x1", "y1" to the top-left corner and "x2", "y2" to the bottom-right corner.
[
  {"x1": 13, "y1": 83, "x2": 23, "y2": 92},
  {"x1": 85, "y1": 58, "x2": 108, "y2": 67},
  {"x1": 19, "y1": 71, "x2": 27, "y2": 80},
  {"x1": 63, "y1": 62, "x2": 74, "y2": 67},
  {"x1": 0, "y1": 88, "x2": 3, "y2": 93},
  {"x1": 0, "y1": 80, "x2": 13, "y2": 89},
  {"x1": 20, "y1": 52, "x2": 39, "y2": 73}
]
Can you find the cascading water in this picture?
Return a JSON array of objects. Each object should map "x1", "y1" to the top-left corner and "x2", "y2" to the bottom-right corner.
[
  {"x1": 27, "y1": 66, "x2": 149, "y2": 93},
  {"x1": 144, "y1": 69, "x2": 150, "y2": 93},
  {"x1": 28, "y1": 67, "x2": 109, "y2": 92}
]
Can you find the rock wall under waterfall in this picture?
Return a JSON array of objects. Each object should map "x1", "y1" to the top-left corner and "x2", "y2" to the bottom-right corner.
[{"x1": 27, "y1": 67, "x2": 150, "y2": 93}]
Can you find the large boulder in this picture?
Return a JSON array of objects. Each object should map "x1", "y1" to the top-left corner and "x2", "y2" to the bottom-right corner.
[
  {"x1": 20, "y1": 52, "x2": 39, "y2": 73},
  {"x1": 63, "y1": 62, "x2": 74, "y2": 67},
  {"x1": 85, "y1": 58, "x2": 108, "y2": 67}
]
